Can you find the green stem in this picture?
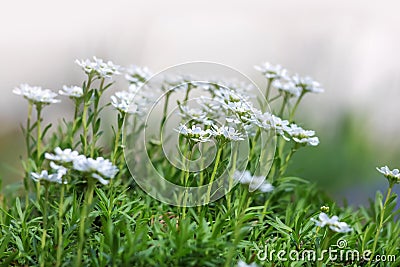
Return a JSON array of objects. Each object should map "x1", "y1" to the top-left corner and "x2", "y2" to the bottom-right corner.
[
  {"x1": 227, "y1": 145, "x2": 238, "y2": 210},
  {"x1": 82, "y1": 76, "x2": 92, "y2": 155},
  {"x1": 289, "y1": 93, "x2": 305, "y2": 121},
  {"x1": 160, "y1": 92, "x2": 171, "y2": 137},
  {"x1": 56, "y1": 181, "x2": 66, "y2": 267},
  {"x1": 24, "y1": 103, "x2": 33, "y2": 205},
  {"x1": 112, "y1": 113, "x2": 125, "y2": 165},
  {"x1": 370, "y1": 184, "x2": 394, "y2": 265},
  {"x1": 76, "y1": 180, "x2": 95, "y2": 267},
  {"x1": 279, "y1": 94, "x2": 288, "y2": 118},
  {"x1": 206, "y1": 146, "x2": 223, "y2": 203},
  {"x1": 40, "y1": 184, "x2": 49, "y2": 267},
  {"x1": 90, "y1": 78, "x2": 105, "y2": 157},
  {"x1": 36, "y1": 106, "x2": 42, "y2": 167}
]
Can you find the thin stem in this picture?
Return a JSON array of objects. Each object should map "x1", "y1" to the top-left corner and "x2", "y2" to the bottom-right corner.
[
  {"x1": 76, "y1": 180, "x2": 95, "y2": 267},
  {"x1": 36, "y1": 106, "x2": 42, "y2": 166},
  {"x1": 56, "y1": 181, "x2": 66, "y2": 267},
  {"x1": 40, "y1": 184, "x2": 49, "y2": 267},
  {"x1": 160, "y1": 92, "x2": 171, "y2": 137},
  {"x1": 370, "y1": 184, "x2": 394, "y2": 264},
  {"x1": 90, "y1": 78, "x2": 105, "y2": 157},
  {"x1": 226, "y1": 145, "x2": 238, "y2": 210},
  {"x1": 289, "y1": 93, "x2": 305, "y2": 121},
  {"x1": 207, "y1": 145, "x2": 223, "y2": 203},
  {"x1": 24, "y1": 103, "x2": 33, "y2": 205},
  {"x1": 112, "y1": 113, "x2": 125, "y2": 165},
  {"x1": 82, "y1": 76, "x2": 93, "y2": 155},
  {"x1": 279, "y1": 94, "x2": 288, "y2": 118}
]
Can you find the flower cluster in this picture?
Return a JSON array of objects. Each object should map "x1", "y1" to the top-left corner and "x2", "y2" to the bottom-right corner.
[
  {"x1": 255, "y1": 62, "x2": 324, "y2": 98},
  {"x1": 376, "y1": 166, "x2": 400, "y2": 184},
  {"x1": 312, "y1": 212, "x2": 352, "y2": 233},
  {"x1": 59, "y1": 85, "x2": 84, "y2": 98},
  {"x1": 43, "y1": 147, "x2": 118, "y2": 185},
  {"x1": 176, "y1": 124, "x2": 212, "y2": 143},
  {"x1": 31, "y1": 169, "x2": 67, "y2": 184},
  {"x1": 75, "y1": 56, "x2": 122, "y2": 79},
  {"x1": 13, "y1": 84, "x2": 60, "y2": 105},
  {"x1": 233, "y1": 170, "x2": 274, "y2": 193},
  {"x1": 125, "y1": 65, "x2": 153, "y2": 85}
]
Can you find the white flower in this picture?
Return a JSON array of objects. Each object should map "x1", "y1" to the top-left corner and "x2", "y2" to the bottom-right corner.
[
  {"x1": 59, "y1": 85, "x2": 83, "y2": 98},
  {"x1": 286, "y1": 124, "x2": 320, "y2": 146},
  {"x1": 31, "y1": 169, "x2": 66, "y2": 184},
  {"x1": 13, "y1": 84, "x2": 60, "y2": 105},
  {"x1": 178, "y1": 105, "x2": 213, "y2": 126},
  {"x1": 210, "y1": 125, "x2": 245, "y2": 142},
  {"x1": 272, "y1": 78, "x2": 302, "y2": 98},
  {"x1": 237, "y1": 260, "x2": 259, "y2": 267},
  {"x1": 376, "y1": 166, "x2": 400, "y2": 184},
  {"x1": 45, "y1": 147, "x2": 80, "y2": 163},
  {"x1": 75, "y1": 56, "x2": 121, "y2": 78},
  {"x1": 73, "y1": 156, "x2": 118, "y2": 185},
  {"x1": 111, "y1": 91, "x2": 138, "y2": 114},
  {"x1": 292, "y1": 74, "x2": 324, "y2": 94},
  {"x1": 125, "y1": 65, "x2": 152, "y2": 84},
  {"x1": 254, "y1": 112, "x2": 290, "y2": 139},
  {"x1": 176, "y1": 124, "x2": 212, "y2": 143},
  {"x1": 312, "y1": 212, "x2": 352, "y2": 233},
  {"x1": 254, "y1": 62, "x2": 288, "y2": 80},
  {"x1": 233, "y1": 170, "x2": 274, "y2": 193}
]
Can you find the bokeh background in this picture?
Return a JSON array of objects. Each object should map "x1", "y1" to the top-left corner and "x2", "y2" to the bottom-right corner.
[{"x1": 1, "y1": 0, "x2": 399, "y2": 206}]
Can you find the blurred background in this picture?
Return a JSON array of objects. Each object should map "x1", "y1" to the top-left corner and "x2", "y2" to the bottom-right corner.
[{"x1": 1, "y1": 0, "x2": 399, "y2": 206}]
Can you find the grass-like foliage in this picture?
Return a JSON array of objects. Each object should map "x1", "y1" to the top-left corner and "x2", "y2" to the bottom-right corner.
[{"x1": 0, "y1": 58, "x2": 399, "y2": 266}]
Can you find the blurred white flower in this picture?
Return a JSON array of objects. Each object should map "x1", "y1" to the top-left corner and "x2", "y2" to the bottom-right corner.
[
  {"x1": 59, "y1": 85, "x2": 83, "y2": 98},
  {"x1": 75, "y1": 56, "x2": 121, "y2": 78},
  {"x1": 272, "y1": 78, "x2": 301, "y2": 98},
  {"x1": 286, "y1": 124, "x2": 320, "y2": 146},
  {"x1": 45, "y1": 147, "x2": 80, "y2": 163},
  {"x1": 210, "y1": 125, "x2": 245, "y2": 142},
  {"x1": 125, "y1": 65, "x2": 153, "y2": 84},
  {"x1": 292, "y1": 74, "x2": 324, "y2": 94},
  {"x1": 254, "y1": 112, "x2": 290, "y2": 140},
  {"x1": 254, "y1": 62, "x2": 288, "y2": 80},
  {"x1": 73, "y1": 156, "x2": 118, "y2": 185},
  {"x1": 312, "y1": 212, "x2": 352, "y2": 233},
  {"x1": 178, "y1": 105, "x2": 213, "y2": 126},
  {"x1": 176, "y1": 124, "x2": 212, "y2": 143},
  {"x1": 376, "y1": 166, "x2": 400, "y2": 184},
  {"x1": 13, "y1": 84, "x2": 60, "y2": 105},
  {"x1": 111, "y1": 91, "x2": 136, "y2": 114},
  {"x1": 31, "y1": 169, "x2": 66, "y2": 184},
  {"x1": 237, "y1": 260, "x2": 259, "y2": 267},
  {"x1": 234, "y1": 170, "x2": 274, "y2": 193}
]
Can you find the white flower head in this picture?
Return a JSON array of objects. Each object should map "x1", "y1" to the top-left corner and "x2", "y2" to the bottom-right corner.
[
  {"x1": 13, "y1": 84, "x2": 60, "y2": 105},
  {"x1": 254, "y1": 112, "x2": 290, "y2": 139},
  {"x1": 45, "y1": 147, "x2": 80, "y2": 164},
  {"x1": 59, "y1": 85, "x2": 83, "y2": 98},
  {"x1": 73, "y1": 156, "x2": 118, "y2": 185},
  {"x1": 210, "y1": 125, "x2": 245, "y2": 142},
  {"x1": 292, "y1": 74, "x2": 324, "y2": 94},
  {"x1": 178, "y1": 105, "x2": 214, "y2": 126},
  {"x1": 254, "y1": 62, "x2": 288, "y2": 80},
  {"x1": 125, "y1": 65, "x2": 153, "y2": 84},
  {"x1": 286, "y1": 124, "x2": 320, "y2": 146},
  {"x1": 272, "y1": 78, "x2": 302, "y2": 98},
  {"x1": 376, "y1": 166, "x2": 400, "y2": 184},
  {"x1": 31, "y1": 169, "x2": 66, "y2": 184},
  {"x1": 176, "y1": 124, "x2": 212, "y2": 143},
  {"x1": 312, "y1": 212, "x2": 352, "y2": 233},
  {"x1": 75, "y1": 56, "x2": 121, "y2": 79},
  {"x1": 233, "y1": 170, "x2": 274, "y2": 193},
  {"x1": 111, "y1": 90, "x2": 136, "y2": 114}
]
